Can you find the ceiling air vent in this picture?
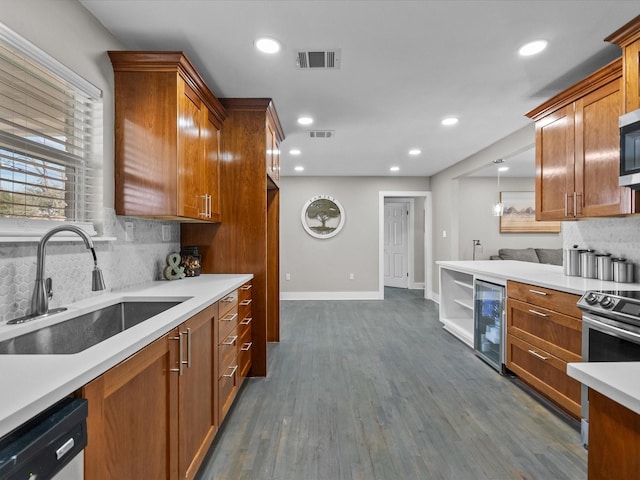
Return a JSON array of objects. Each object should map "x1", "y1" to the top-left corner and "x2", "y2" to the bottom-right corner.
[
  {"x1": 296, "y1": 49, "x2": 341, "y2": 69},
  {"x1": 308, "y1": 130, "x2": 335, "y2": 139}
]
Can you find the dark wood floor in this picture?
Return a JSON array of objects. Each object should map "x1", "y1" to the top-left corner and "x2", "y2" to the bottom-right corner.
[{"x1": 196, "y1": 288, "x2": 587, "y2": 480}]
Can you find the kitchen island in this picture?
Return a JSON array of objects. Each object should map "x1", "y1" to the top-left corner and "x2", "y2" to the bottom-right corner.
[{"x1": 0, "y1": 274, "x2": 251, "y2": 439}]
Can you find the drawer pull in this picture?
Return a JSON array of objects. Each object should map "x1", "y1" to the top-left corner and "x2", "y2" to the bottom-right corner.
[
  {"x1": 223, "y1": 365, "x2": 238, "y2": 378},
  {"x1": 239, "y1": 299, "x2": 252, "y2": 306},
  {"x1": 240, "y1": 317, "x2": 252, "y2": 326},
  {"x1": 222, "y1": 313, "x2": 238, "y2": 322},
  {"x1": 222, "y1": 295, "x2": 236, "y2": 303},
  {"x1": 240, "y1": 284, "x2": 252, "y2": 291},
  {"x1": 528, "y1": 349, "x2": 549, "y2": 361},
  {"x1": 528, "y1": 289, "x2": 548, "y2": 296},
  {"x1": 528, "y1": 309, "x2": 548, "y2": 317},
  {"x1": 222, "y1": 335, "x2": 238, "y2": 346},
  {"x1": 241, "y1": 342, "x2": 253, "y2": 351},
  {"x1": 170, "y1": 333, "x2": 184, "y2": 376}
]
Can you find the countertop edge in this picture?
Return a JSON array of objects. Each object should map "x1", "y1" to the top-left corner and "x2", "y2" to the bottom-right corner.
[{"x1": 0, "y1": 274, "x2": 252, "y2": 438}]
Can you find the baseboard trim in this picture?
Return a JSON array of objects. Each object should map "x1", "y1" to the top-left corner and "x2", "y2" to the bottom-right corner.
[
  {"x1": 431, "y1": 292, "x2": 440, "y2": 304},
  {"x1": 408, "y1": 282, "x2": 425, "y2": 290},
  {"x1": 281, "y1": 291, "x2": 382, "y2": 300}
]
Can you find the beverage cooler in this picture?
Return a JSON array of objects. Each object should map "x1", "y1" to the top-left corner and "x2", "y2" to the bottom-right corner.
[{"x1": 474, "y1": 279, "x2": 505, "y2": 373}]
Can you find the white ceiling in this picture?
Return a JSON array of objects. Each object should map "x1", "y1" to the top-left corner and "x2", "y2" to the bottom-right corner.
[{"x1": 79, "y1": 0, "x2": 639, "y2": 178}]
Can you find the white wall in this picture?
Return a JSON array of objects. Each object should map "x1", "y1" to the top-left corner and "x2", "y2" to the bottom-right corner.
[
  {"x1": 0, "y1": 1, "x2": 181, "y2": 323},
  {"x1": 457, "y1": 177, "x2": 562, "y2": 260},
  {"x1": 280, "y1": 176, "x2": 429, "y2": 298}
]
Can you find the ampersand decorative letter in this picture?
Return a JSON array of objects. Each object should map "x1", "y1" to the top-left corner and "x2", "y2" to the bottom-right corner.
[{"x1": 163, "y1": 252, "x2": 186, "y2": 280}]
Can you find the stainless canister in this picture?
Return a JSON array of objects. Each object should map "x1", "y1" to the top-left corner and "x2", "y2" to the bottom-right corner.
[
  {"x1": 564, "y1": 245, "x2": 584, "y2": 276},
  {"x1": 626, "y1": 262, "x2": 635, "y2": 283},
  {"x1": 613, "y1": 258, "x2": 628, "y2": 283},
  {"x1": 580, "y1": 250, "x2": 597, "y2": 279},
  {"x1": 596, "y1": 254, "x2": 612, "y2": 281}
]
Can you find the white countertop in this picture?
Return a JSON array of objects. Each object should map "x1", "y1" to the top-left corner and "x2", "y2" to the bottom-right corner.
[
  {"x1": 568, "y1": 362, "x2": 640, "y2": 415},
  {"x1": 0, "y1": 274, "x2": 252, "y2": 438},
  {"x1": 437, "y1": 260, "x2": 640, "y2": 295},
  {"x1": 439, "y1": 260, "x2": 640, "y2": 415}
]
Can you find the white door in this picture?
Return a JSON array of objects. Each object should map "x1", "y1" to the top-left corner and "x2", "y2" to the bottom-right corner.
[{"x1": 384, "y1": 202, "x2": 409, "y2": 288}]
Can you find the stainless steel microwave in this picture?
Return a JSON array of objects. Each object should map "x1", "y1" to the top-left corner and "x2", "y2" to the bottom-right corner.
[{"x1": 620, "y1": 109, "x2": 640, "y2": 188}]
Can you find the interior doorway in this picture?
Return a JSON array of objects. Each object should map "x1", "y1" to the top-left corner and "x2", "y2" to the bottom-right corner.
[
  {"x1": 378, "y1": 191, "x2": 432, "y2": 300},
  {"x1": 384, "y1": 200, "x2": 410, "y2": 288}
]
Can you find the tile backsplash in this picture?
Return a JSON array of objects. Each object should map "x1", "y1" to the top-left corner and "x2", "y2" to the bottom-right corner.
[
  {"x1": 0, "y1": 209, "x2": 180, "y2": 323},
  {"x1": 563, "y1": 216, "x2": 640, "y2": 280}
]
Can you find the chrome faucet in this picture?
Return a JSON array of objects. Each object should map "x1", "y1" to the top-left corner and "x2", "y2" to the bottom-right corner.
[{"x1": 30, "y1": 225, "x2": 106, "y2": 316}]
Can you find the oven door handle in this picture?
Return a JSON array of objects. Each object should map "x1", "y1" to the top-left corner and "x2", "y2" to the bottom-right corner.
[{"x1": 583, "y1": 314, "x2": 640, "y2": 344}]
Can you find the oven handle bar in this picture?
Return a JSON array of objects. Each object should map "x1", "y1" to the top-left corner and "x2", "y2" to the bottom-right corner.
[{"x1": 583, "y1": 314, "x2": 640, "y2": 344}]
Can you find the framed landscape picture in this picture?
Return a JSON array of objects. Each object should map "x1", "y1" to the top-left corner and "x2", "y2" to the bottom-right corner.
[{"x1": 499, "y1": 191, "x2": 561, "y2": 233}]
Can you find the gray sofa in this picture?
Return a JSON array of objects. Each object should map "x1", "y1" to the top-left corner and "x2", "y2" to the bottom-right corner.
[{"x1": 489, "y1": 248, "x2": 562, "y2": 266}]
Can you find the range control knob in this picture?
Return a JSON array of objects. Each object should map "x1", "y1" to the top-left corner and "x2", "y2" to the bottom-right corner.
[
  {"x1": 600, "y1": 296, "x2": 615, "y2": 309},
  {"x1": 584, "y1": 292, "x2": 599, "y2": 305}
]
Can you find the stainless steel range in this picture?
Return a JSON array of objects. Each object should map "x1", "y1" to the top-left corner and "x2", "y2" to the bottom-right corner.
[{"x1": 577, "y1": 290, "x2": 640, "y2": 446}]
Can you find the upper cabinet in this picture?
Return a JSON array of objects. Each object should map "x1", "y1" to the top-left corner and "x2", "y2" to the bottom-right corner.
[
  {"x1": 109, "y1": 51, "x2": 226, "y2": 222},
  {"x1": 265, "y1": 110, "x2": 282, "y2": 186},
  {"x1": 526, "y1": 59, "x2": 637, "y2": 220},
  {"x1": 606, "y1": 15, "x2": 640, "y2": 113}
]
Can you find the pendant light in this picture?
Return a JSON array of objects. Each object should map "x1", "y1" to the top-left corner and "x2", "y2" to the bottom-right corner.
[{"x1": 492, "y1": 159, "x2": 504, "y2": 216}]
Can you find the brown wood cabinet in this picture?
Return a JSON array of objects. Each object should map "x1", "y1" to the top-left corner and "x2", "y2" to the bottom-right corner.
[
  {"x1": 109, "y1": 51, "x2": 225, "y2": 222},
  {"x1": 181, "y1": 99, "x2": 284, "y2": 377},
  {"x1": 505, "y1": 281, "x2": 582, "y2": 418},
  {"x1": 526, "y1": 58, "x2": 638, "y2": 219},
  {"x1": 606, "y1": 15, "x2": 640, "y2": 113},
  {"x1": 588, "y1": 389, "x2": 640, "y2": 480},
  {"x1": 81, "y1": 303, "x2": 218, "y2": 480}
]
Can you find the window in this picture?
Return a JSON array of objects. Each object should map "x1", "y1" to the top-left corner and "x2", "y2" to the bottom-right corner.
[{"x1": 0, "y1": 22, "x2": 102, "y2": 230}]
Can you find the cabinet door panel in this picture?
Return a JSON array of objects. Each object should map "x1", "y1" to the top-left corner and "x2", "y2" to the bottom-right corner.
[
  {"x1": 575, "y1": 78, "x2": 631, "y2": 216},
  {"x1": 535, "y1": 104, "x2": 575, "y2": 220},
  {"x1": 204, "y1": 109, "x2": 222, "y2": 221},
  {"x1": 179, "y1": 304, "x2": 217, "y2": 480},
  {"x1": 82, "y1": 334, "x2": 178, "y2": 480},
  {"x1": 178, "y1": 78, "x2": 204, "y2": 220}
]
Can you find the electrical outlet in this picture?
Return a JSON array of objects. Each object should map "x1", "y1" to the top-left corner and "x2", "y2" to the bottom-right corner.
[
  {"x1": 349, "y1": 273, "x2": 355, "y2": 280},
  {"x1": 125, "y1": 222, "x2": 134, "y2": 242},
  {"x1": 162, "y1": 225, "x2": 171, "y2": 242},
  {"x1": 285, "y1": 273, "x2": 291, "y2": 281},
  {"x1": 442, "y1": 230, "x2": 447, "y2": 238}
]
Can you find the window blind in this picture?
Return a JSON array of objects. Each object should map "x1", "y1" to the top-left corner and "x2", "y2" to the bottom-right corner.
[{"x1": 0, "y1": 22, "x2": 102, "y2": 224}]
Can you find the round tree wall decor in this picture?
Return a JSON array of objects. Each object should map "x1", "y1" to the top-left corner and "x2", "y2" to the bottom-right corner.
[{"x1": 301, "y1": 195, "x2": 345, "y2": 239}]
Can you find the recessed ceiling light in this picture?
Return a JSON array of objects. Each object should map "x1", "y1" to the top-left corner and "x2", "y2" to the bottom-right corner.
[
  {"x1": 498, "y1": 166, "x2": 509, "y2": 172},
  {"x1": 441, "y1": 117, "x2": 458, "y2": 126},
  {"x1": 294, "y1": 166, "x2": 304, "y2": 172},
  {"x1": 390, "y1": 166, "x2": 400, "y2": 172},
  {"x1": 409, "y1": 149, "x2": 421, "y2": 156},
  {"x1": 289, "y1": 149, "x2": 301, "y2": 155},
  {"x1": 519, "y1": 40, "x2": 547, "y2": 56},
  {"x1": 255, "y1": 37, "x2": 281, "y2": 54},
  {"x1": 297, "y1": 116, "x2": 313, "y2": 126}
]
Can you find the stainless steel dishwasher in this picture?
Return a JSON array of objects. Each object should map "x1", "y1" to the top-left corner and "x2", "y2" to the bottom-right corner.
[{"x1": 0, "y1": 397, "x2": 87, "y2": 480}]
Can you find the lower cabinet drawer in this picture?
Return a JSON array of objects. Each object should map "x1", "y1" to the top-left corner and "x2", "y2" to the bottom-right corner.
[
  {"x1": 238, "y1": 326, "x2": 252, "y2": 378},
  {"x1": 506, "y1": 333, "x2": 581, "y2": 418},
  {"x1": 219, "y1": 329, "x2": 239, "y2": 370},
  {"x1": 219, "y1": 364, "x2": 239, "y2": 420}
]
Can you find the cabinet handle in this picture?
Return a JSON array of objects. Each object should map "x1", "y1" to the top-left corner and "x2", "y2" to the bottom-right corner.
[
  {"x1": 198, "y1": 195, "x2": 208, "y2": 218},
  {"x1": 183, "y1": 327, "x2": 191, "y2": 368},
  {"x1": 528, "y1": 289, "x2": 547, "y2": 296},
  {"x1": 240, "y1": 285, "x2": 252, "y2": 291},
  {"x1": 222, "y1": 296, "x2": 236, "y2": 303},
  {"x1": 240, "y1": 317, "x2": 252, "y2": 326},
  {"x1": 170, "y1": 333, "x2": 184, "y2": 376},
  {"x1": 564, "y1": 193, "x2": 570, "y2": 217},
  {"x1": 528, "y1": 309, "x2": 548, "y2": 317},
  {"x1": 528, "y1": 349, "x2": 549, "y2": 361},
  {"x1": 239, "y1": 299, "x2": 252, "y2": 306},
  {"x1": 222, "y1": 335, "x2": 238, "y2": 346},
  {"x1": 223, "y1": 365, "x2": 238, "y2": 378},
  {"x1": 222, "y1": 313, "x2": 238, "y2": 322},
  {"x1": 241, "y1": 342, "x2": 252, "y2": 351},
  {"x1": 575, "y1": 192, "x2": 582, "y2": 217},
  {"x1": 207, "y1": 194, "x2": 212, "y2": 218}
]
